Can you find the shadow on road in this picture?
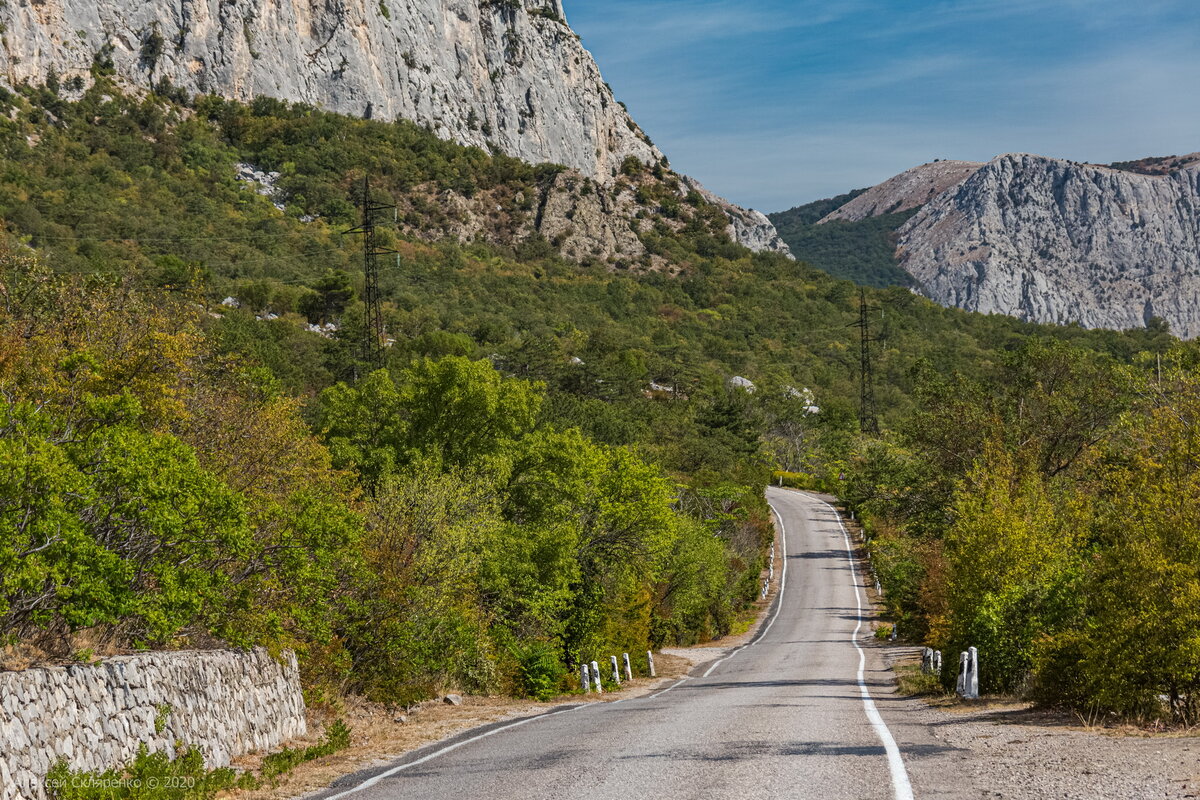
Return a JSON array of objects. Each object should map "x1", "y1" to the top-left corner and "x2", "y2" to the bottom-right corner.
[{"x1": 614, "y1": 739, "x2": 958, "y2": 763}]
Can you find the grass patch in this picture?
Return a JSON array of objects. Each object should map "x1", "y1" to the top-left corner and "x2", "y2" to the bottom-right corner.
[
  {"x1": 46, "y1": 721, "x2": 351, "y2": 799},
  {"x1": 894, "y1": 663, "x2": 946, "y2": 697},
  {"x1": 728, "y1": 602, "x2": 763, "y2": 637}
]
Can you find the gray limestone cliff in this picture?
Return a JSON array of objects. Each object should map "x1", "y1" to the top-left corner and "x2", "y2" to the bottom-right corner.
[
  {"x1": 0, "y1": 0, "x2": 656, "y2": 182},
  {"x1": 896, "y1": 154, "x2": 1200, "y2": 337},
  {"x1": 0, "y1": 0, "x2": 788, "y2": 255}
]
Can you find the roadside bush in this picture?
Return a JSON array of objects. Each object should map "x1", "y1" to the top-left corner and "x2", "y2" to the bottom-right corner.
[
  {"x1": 771, "y1": 470, "x2": 817, "y2": 490},
  {"x1": 511, "y1": 640, "x2": 568, "y2": 700}
]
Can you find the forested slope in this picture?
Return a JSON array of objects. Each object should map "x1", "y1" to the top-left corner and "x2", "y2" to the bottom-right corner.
[
  {"x1": 0, "y1": 78, "x2": 1183, "y2": 719},
  {"x1": 768, "y1": 194, "x2": 916, "y2": 288}
]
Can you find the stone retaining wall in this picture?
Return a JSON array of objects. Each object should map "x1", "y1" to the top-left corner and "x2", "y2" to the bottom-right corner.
[{"x1": 0, "y1": 649, "x2": 306, "y2": 800}]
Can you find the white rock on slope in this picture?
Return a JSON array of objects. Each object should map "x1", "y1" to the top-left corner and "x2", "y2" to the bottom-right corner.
[
  {"x1": 897, "y1": 153, "x2": 1200, "y2": 338},
  {"x1": 0, "y1": 0, "x2": 790, "y2": 256}
]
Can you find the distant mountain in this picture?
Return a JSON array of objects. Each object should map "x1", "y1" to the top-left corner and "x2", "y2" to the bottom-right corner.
[
  {"x1": 819, "y1": 160, "x2": 983, "y2": 223},
  {"x1": 774, "y1": 152, "x2": 1200, "y2": 337},
  {"x1": 898, "y1": 153, "x2": 1200, "y2": 337}
]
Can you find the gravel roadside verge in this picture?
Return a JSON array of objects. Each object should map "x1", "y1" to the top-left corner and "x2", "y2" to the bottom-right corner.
[{"x1": 876, "y1": 646, "x2": 1200, "y2": 800}]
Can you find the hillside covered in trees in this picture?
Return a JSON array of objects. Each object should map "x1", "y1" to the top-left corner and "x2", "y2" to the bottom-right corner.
[
  {"x1": 768, "y1": 193, "x2": 916, "y2": 289},
  {"x1": 1, "y1": 77, "x2": 1195, "y2": 723}
]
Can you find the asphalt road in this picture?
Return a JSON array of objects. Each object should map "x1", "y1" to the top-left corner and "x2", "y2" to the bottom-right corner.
[{"x1": 309, "y1": 487, "x2": 934, "y2": 800}]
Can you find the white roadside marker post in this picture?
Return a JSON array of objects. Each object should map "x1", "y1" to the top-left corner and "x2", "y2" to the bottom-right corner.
[
  {"x1": 581, "y1": 663, "x2": 590, "y2": 693},
  {"x1": 956, "y1": 651, "x2": 968, "y2": 697},
  {"x1": 610, "y1": 655, "x2": 621, "y2": 685},
  {"x1": 921, "y1": 648, "x2": 932, "y2": 674},
  {"x1": 622, "y1": 653, "x2": 633, "y2": 682},
  {"x1": 933, "y1": 650, "x2": 942, "y2": 675},
  {"x1": 967, "y1": 647, "x2": 979, "y2": 700},
  {"x1": 590, "y1": 661, "x2": 603, "y2": 693},
  {"x1": 647, "y1": 651, "x2": 656, "y2": 677}
]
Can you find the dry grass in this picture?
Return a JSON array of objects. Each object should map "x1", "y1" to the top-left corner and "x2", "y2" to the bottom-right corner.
[{"x1": 0, "y1": 628, "x2": 128, "y2": 671}]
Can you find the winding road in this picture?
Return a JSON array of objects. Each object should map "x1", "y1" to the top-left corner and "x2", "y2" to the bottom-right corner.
[{"x1": 309, "y1": 488, "x2": 947, "y2": 800}]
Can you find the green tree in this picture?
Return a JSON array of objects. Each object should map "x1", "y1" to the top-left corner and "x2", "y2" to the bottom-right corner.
[{"x1": 941, "y1": 444, "x2": 1084, "y2": 693}]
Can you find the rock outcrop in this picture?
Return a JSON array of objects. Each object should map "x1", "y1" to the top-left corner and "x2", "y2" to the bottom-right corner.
[
  {"x1": 819, "y1": 160, "x2": 983, "y2": 223},
  {"x1": 682, "y1": 176, "x2": 793, "y2": 258},
  {"x1": 0, "y1": 0, "x2": 788, "y2": 255},
  {"x1": 896, "y1": 154, "x2": 1200, "y2": 337},
  {"x1": 384, "y1": 165, "x2": 791, "y2": 269}
]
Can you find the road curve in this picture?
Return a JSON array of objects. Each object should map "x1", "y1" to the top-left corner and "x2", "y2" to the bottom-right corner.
[{"x1": 308, "y1": 488, "x2": 926, "y2": 800}]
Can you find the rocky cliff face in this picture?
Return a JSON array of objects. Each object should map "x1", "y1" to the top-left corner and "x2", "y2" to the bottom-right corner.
[
  {"x1": 897, "y1": 154, "x2": 1200, "y2": 337},
  {"x1": 1, "y1": 0, "x2": 657, "y2": 182},
  {"x1": 0, "y1": 0, "x2": 788, "y2": 256}
]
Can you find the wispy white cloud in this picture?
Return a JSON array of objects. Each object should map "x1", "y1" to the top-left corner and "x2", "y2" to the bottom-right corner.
[{"x1": 569, "y1": 0, "x2": 869, "y2": 49}]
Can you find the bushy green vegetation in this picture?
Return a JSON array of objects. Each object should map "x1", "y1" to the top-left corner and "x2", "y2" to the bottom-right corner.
[
  {"x1": 0, "y1": 252, "x2": 764, "y2": 711},
  {"x1": 1, "y1": 79, "x2": 1191, "y2": 730},
  {"x1": 838, "y1": 334, "x2": 1200, "y2": 724},
  {"x1": 768, "y1": 196, "x2": 916, "y2": 288}
]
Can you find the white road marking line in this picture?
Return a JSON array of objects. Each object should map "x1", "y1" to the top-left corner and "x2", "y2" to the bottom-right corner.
[
  {"x1": 319, "y1": 704, "x2": 591, "y2": 799},
  {"x1": 808, "y1": 493, "x2": 916, "y2": 800},
  {"x1": 647, "y1": 676, "x2": 691, "y2": 699},
  {"x1": 700, "y1": 502, "x2": 789, "y2": 678}
]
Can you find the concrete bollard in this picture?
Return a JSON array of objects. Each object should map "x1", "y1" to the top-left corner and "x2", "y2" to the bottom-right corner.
[
  {"x1": 875, "y1": 580, "x2": 882, "y2": 596},
  {"x1": 581, "y1": 663, "x2": 591, "y2": 693},
  {"x1": 933, "y1": 650, "x2": 942, "y2": 675},
  {"x1": 921, "y1": 647, "x2": 932, "y2": 674},
  {"x1": 622, "y1": 653, "x2": 633, "y2": 682},
  {"x1": 890, "y1": 621, "x2": 898, "y2": 642},
  {"x1": 610, "y1": 655, "x2": 621, "y2": 685},
  {"x1": 647, "y1": 651, "x2": 656, "y2": 678},
  {"x1": 967, "y1": 647, "x2": 979, "y2": 699},
  {"x1": 590, "y1": 661, "x2": 603, "y2": 693},
  {"x1": 956, "y1": 651, "x2": 968, "y2": 697}
]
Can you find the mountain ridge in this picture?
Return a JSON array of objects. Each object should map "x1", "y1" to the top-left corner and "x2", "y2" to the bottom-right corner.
[
  {"x1": 898, "y1": 152, "x2": 1200, "y2": 337},
  {"x1": 775, "y1": 151, "x2": 1200, "y2": 336},
  {"x1": 818, "y1": 159, "x2": 983, "y2": 224}
]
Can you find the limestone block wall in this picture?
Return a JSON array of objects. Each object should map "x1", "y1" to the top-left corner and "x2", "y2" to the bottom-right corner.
[{"x1": 0, "y1": 649, "x2": 306, "y2": 800}]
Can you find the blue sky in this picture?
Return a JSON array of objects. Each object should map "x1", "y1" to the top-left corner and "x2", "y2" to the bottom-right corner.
[{"x1": 566, "y1": 0, "x2": 1200, "y2": 212}]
